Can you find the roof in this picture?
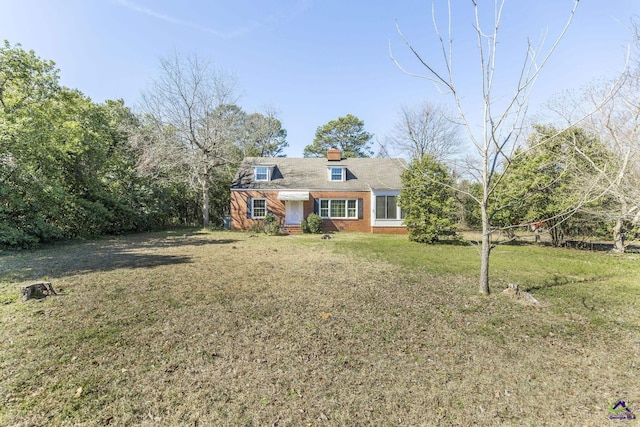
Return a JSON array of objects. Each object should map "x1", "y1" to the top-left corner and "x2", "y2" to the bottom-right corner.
[{"x1": 230, "y1": 157, "x2": 408, "y2": 191}]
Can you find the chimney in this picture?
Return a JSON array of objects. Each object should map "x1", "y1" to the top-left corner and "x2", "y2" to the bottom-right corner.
[{"x1": 327, "y1": 149, "x2": 342, "y2": 161}]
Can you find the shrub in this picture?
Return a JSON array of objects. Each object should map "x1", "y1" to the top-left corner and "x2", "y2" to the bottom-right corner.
[
  {"x1": 303, "y1": 213, "x2": 323, "y2": 234},
  {"x1": 399, "y1": 155, "x2": 458, "y2": 243},
  {"x1": 262, "y1": 212, "x2": 281, "y2": 235},
  {"x1": 0, "y1": 223, "x2": 39, "y2": 249},
  {"x1": 250, "y1": 221, "x2": 264, "y2": 234}
]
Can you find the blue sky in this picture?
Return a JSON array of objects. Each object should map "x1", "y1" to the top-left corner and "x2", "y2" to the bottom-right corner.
[{"x1": 1, "y1": 0, "x2": 637, "y2": 157}]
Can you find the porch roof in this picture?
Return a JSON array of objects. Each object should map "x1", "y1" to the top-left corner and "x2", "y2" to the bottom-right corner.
[{"x1": 277, "y1": 191, "x2": 310, "y2": 201}]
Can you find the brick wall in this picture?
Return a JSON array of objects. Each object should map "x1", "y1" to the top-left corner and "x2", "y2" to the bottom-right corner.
[
  {"x1": 230, "y1": 190, "x2": 407, "y2": 234},
  {"x1": 372, "y1": 226, "x2": 408, "y2": 235},
  {"x1": 230, "y1": 191, "x2": 285, "y2": 230},
  {"x1": 309, "y1": 191, "x2": 371, "y2": 233}
]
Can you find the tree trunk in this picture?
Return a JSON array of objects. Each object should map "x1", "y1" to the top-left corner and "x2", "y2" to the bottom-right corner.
[
  {"x1": 202, "y1": 178, "x2": 210, "y2": 228},
  {"x1": 612, "y1": 217, "x2": 625, "y2": 253},
  {"x1": 549, "y1": 221, "x2": 563, "y2": 247},
  {"x1": 479, "y1": 204, "x2": 491, "y2": 295}
]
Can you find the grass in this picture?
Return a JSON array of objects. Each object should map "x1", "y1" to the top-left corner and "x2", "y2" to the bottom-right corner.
[{"x1": 1, "y1": 230, "x2": 639, "y2": 426}]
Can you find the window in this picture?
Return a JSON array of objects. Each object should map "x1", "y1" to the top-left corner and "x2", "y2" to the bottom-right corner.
[
  {"x1": 320, "y1": 200, "x2": 329, "y2": 218},
  {"x1": 251, "y1": 198, "x2": 267, "y2": 218},
  {"x1": 330, "y1": 200, "x2": 345, "y2": 217},
  {"x1": 347, "y1": 200, "x2": 357, "y2": 218},
  {"x1": 329, "y1": 167, "x2": 345, "y2": 182},
  {"x1": 319, "y1": 199, "x2": 358, "y2": 219},
  {"x1": 254, "y1": 166, "x2": 270, "y2": 181},
  {"x1": 376, "y1": 195, "x2": 404, "y2": 220}
]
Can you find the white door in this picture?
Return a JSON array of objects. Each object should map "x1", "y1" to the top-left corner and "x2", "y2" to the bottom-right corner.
[{"x1": 285, "y1": 201, "x2": 304, "y2": 225}]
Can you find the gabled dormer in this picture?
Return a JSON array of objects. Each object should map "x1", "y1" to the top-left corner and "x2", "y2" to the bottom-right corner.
[
  {"x1": 326, "y1": 149, "x2": 347, "y2": 182},
  {"x1": 327, "y1": 165, "x2": 347, "y2": 182},
  {"x1": 253, "y1": 164, "x2": 275, "y2": 182}
]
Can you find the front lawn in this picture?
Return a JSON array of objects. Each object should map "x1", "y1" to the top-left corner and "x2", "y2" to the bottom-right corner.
[{"x1": 1, "y1": 230, "x2": 638, "y2": 426}]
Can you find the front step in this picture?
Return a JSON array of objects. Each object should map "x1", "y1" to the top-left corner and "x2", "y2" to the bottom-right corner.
[{"x1": 283, "y1": 225, "x2": 302, "y2": 235}]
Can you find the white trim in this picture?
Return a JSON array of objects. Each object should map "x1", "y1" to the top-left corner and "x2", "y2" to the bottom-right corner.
[
  {"x1": 284, "y1": 200, "x2": 304, "y2": 225},
  {"x1": 231, "y1": 188, "x2": 363, "y2": 193},
  {"x1": 319, "y1": 198, "x2": 358, "y2": 219},
  {"x1": 371, "y1": 192, "x2": 404, "y2": 227},
  {"x1": 253, "y1": 166, "x2": 273, "y2": 181},
  {"x1": 327, "y1": 166, "x2": 346, "y2": 182},
  {"x1": 251, "y1": 198, "x2": 267, "y2": 218}
]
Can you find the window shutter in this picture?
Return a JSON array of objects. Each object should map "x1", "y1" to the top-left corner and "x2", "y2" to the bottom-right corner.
[
  {"x1": 314, "y1": 199, "x2": 319, "y2": 214},
  {"x1": 246, "y1": 197, "x2": 252, "y2": 219},
  {"x1": 358, "y1": 198, "x2": 364, "y2": 219}
]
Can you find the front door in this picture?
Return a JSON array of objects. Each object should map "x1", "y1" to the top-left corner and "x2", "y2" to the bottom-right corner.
[{"x1": 285, "y1": 201, "x2": 304, "y2": 225}]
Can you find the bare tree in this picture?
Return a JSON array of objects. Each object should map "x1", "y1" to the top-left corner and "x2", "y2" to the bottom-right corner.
[
  {"x1": 563, "y1": 73, "x2": 640, "y2": 252},
  {"x1": 374, "y1": 137, "x2": 392, "y2": 158},
  {"x1": 572, "y1": 24, "x2": 640, "y2": 252},
  {"x1": 385, "y1": 101, "x2": 461, "y2": 161},
  {"x1": 138, "y1": 51, "x2": 239, "y2": 227},
  {"x1": 391, "y1": 1, "x2": 582, "y2": 294}
]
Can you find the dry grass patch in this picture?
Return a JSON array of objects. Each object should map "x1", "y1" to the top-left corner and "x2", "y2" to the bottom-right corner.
[{"x1": 1, "y1": 230, "x2": 639, "y2": 426}]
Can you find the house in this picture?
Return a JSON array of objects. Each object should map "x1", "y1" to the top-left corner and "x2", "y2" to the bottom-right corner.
[{"x1": 229, "y1": 149, "x2": 408, "y2": 234}]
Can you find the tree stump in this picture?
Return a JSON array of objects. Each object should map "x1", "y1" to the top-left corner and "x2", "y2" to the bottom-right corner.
[
  {"x1": 20, "y1": 282, "x2": 57, "y2": 301},
  {"x1": 501, "y1": 283, "x2": 541, "y2": 307}
]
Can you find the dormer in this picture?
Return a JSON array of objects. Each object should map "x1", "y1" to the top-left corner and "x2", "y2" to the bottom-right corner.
[
  {"x1": 253, "y1": 164, "x2": 275, "y2": 182},
  {"x1": 327, "y1": 165, "x2": 347, "y2": 182}
]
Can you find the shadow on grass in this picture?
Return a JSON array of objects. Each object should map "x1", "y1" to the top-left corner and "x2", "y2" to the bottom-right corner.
[
  {"x1": 523, "y1": 274, "x2": 570, "y2": 292},
  {"x1": 114, "y1": 229, "x2": 240, "y2": 249},
  {"x1": 499, "y1": 239, "x2": 538, "y2": 247},
  {"x1": 133, "y1": 237, "x2": 239, "y2": 249},
  {"x1": 0, "y1": 231, "x2": 240, "y2": 282},
  {"x1": 408, "y1": 238, "x2": 470, "y2": 246},
  {"x1": 465, "y1": 238, "x2": 539, "y2": 248},
  {"x1": 438, "y1": 238, "x2": 470, "y2": 246}
]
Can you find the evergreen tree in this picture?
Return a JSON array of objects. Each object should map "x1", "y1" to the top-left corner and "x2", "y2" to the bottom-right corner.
[
  {"x1": 491, "y1": 125, "x2": 611, "y2": 245},
  {"x1": 303, "y1": 114, "x2": 373, "y2": 158},
  {"x1": 399, "y1": 155, "x2": 458, "y2": 243}
]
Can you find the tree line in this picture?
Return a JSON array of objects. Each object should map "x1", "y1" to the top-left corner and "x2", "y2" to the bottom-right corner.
[
  {"x1": 0, "y1": 41, "x2": 384, "y2": 249},
  {"x1": 392, "y1": 0, "x2": 640, "y2": 295},
  {"x1": 0, "y1": 42, "x2": 289, "y2": 248},
  {"x1": 3, "y1": 0, "x2": 639, "y2": 301},
  {"x1": 401, "y1": 123, "x2": 639, "y2": 249},
  {"x1": 3, "y1": 36, "x2": 637, "y2": 255}
]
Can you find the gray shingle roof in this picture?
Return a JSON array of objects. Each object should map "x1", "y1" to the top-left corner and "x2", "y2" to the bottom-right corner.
[{"x1": 231, "y1": 157, "x2": 408, "y2": 191}]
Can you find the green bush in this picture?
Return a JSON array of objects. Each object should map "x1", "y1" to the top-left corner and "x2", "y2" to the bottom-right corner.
[
  {"x1": 302, "y1": 213, "x2": 323, "y2": 234},
  {"x1": 0, "y1": 223, "x2": 39, "y2": 249},
  {"x1": 399, "y1": 155, "x2": 458, "y2": 243},
  {"x1": 262, "y1": 212, "x2": 281, "y2": 235}
]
